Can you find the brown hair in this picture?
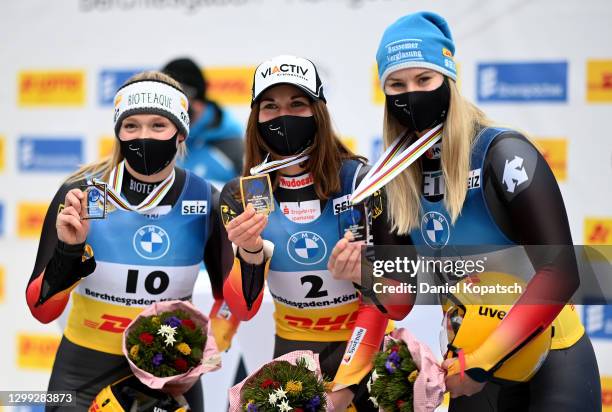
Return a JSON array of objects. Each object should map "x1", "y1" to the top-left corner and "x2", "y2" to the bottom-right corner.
[
  {"x1": 66, "y1": 71, "x2": 186, "y2": 183},
  {"x1": 243, "y1": 99, "x2": 365, "y2": 200}
]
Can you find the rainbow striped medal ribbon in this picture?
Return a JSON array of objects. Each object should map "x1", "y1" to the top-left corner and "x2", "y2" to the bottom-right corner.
[
  {"x1": 249, "y1": 150, "x2": 310, "y2": 176},
  {"x1": 350, "y1": 123, "x2": 443, "y2": 204},
  {"x1": 106, "y1": 160, "x2": 175, "y2": 213}
]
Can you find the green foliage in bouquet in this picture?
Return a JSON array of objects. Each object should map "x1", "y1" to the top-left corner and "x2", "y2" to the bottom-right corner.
[
  {"x1": 369, "y1": 339, "x2": 418, "y2": 412},
  {"x1": 126, "y1": 310, "x2": 205, "y2": 377},
  {"x1": 241, "y1": 357, "x2": 328, "y2": 412}
]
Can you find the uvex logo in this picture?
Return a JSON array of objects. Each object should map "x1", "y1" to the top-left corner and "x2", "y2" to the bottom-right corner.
[
  {"x1": 261, "y1": 64, "x2": 309, "y2": 78},
  {"x1": 478, "y1": 306, "x2": 507, "y2": 320}
]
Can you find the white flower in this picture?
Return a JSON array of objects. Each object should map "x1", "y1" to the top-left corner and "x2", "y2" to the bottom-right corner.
[
  {"x1": 157, "y1": 324, "x2": 176, "y2": 338},
  {"x1": 268, "y1": 393, "x2": 278, "y2": 405},
  {"x1": 369, "y1": 396, "x2": 379, "y2": 407},
  {"x1": 274, "y1": 387, "x2": 287, "y2": 399},
  {"x1": 164, "y1": 334, "x2": 177, "y2": 347},
  {"x1": 372, "y1": 369, "x2": 379, "y2": 381},
  {"x1": 277, "y1": 399, "x2": 293, "y2": 412},
  {"x1": 300, "y1": 356, "x2": 317, "y2": 372},
  {"x1": 367, "y1": 376, "x2": 372, "y2": 392}
]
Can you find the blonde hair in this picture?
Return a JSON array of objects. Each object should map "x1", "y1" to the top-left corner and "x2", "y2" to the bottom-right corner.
[
  {"x1": 384, "y1": 79, "x2": 492, "y2": 234},
  {"x1": 66, "y1": 71, "x2": 187, "y2": 183}
]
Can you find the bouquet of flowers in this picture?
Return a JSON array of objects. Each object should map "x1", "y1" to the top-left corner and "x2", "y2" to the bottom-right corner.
[
  {"x1": 368, "y1": 329, "x2": 445, "y2": 412},
  {"x1": 228, "y1": 351, "x2": 332, "y2": 412},
  {"x1": 122, "y1": 300, "x2": 221, "y2": 396}
]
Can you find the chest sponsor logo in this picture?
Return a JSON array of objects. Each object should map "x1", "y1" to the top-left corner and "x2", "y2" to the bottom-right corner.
[
  {"x1": 333, "y1": 194, "x2": 351, "y2": 215},
  {"x1": 280, "y1": 200, "x2": 321, "y2": 223},
  {"x1": 279, "y1": 173, "x2": 314, "y2": 189},
  {"x1": 425, "y1": 143, "x2": 441, "y2": 159},
  {"x1": 423, "y1": 170, "x2": 445, "y2": 197},
  {"x1": 477, "y1": 62, "x2": 567, "y2": 102},
  {"x1": 468, "y1": 168, "x2": 481, "y2": 189},
  {"x1": 133, "y1": 225, "x2": 171, "y2": 260},
  {"x1": 502, "y1": 156, "x2": 529, "y2": 193},
  {"x1": 181, "y1": 200, "x2": 208, "y2": 215},
  {"x1": 421, "y1": 211, "x2": 450, "y2": 249},
  {"x1": 287, "y1": 231, "x2": 327, "y2": 265}
]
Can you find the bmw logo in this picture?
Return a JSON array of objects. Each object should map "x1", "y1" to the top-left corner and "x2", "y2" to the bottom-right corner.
[
  {"x1": 421, "y1": 211, "x2": 450, "y2": 249},
  {"x1": 133, "y1": 225, "x2": 171, "y2": 260},
  {"x1": 287, "y1": 231, "x2": 327, "y2": 265}
]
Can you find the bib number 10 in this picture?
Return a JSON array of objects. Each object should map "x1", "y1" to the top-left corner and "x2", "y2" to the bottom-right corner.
[{"x1": 125, "y1": 269, "x2": 169, "y2": 295}]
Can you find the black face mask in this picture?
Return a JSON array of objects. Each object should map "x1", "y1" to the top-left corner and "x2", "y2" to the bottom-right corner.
[
  {"x1": 257, "y1": 115, "x2": 316, "y2": 156},
  {"x1": 385, "y1": 80, "x2": 450, "y2": 133},
  {"x1": 119, "y1": 133, "x2": 178, "y2": 176}
]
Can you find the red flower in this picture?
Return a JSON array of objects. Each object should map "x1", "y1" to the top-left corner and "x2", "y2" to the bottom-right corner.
[
  {"x1": 295, "y1": 409, "x2": 304, "y2": 412},
  {"x1": 139, "y1": 332, "x2": 154, "y2": 345},
  {"x1": 181, "y1": 319, "x2": 196, "y2": 330},
  {"x1": 396, "y1": 400, "x2": 405, "y2": 408},
  {"x1": 174, "y1": 358, "x2": 189, "y2": 372},
  {"x1": 391, "y1": 345, "x2": 400, "y2": 353},
  {"x1": 261, "y1": 379, "x2": 275, "y2": 389},
  {"x1": 272, "y1": 381, "x2": 280, "y2": 389}
]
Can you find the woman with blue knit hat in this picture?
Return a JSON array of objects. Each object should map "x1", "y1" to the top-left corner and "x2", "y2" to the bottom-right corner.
[{"x1": 344, "y1": 10, "x2": 599, "y2": 411}]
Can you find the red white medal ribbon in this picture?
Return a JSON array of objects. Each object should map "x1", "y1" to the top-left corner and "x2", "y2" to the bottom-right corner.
[{"x1": 249, "y1": 150, "x2": 310, "y2": 176}]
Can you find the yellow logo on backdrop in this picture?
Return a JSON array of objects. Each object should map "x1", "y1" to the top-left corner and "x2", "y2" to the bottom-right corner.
[
  {"x1": 17, "y1": 333, "x2": 60, "y2": 370},
  {"x1": 586, "y1": 60, "x2": 612, "y2": 102},
  {"x1": 534, "y1": 138, "x2": 567, "y2": 182},
  {"x1": 341, "y1": 136, "x2": 358, "y2": 154},
  {"x1": 17, "y1": 202, "x2": 48, "y2": 239},
  {"x1": 372, "y1": 63, "x2": 461, "y2": 105},
  {"x1": 18, "y1": 70, "x2": 85, "y2": 106},
  {"x1": 584, "y1": 218, "x2": 612, "y2": 245},
  {"x1": 203, "y1": 66, "x2": 256, "y2": 105},
  {"x1": 99, "y1": 136, "x2": 115, "y2": 159},
  {"x1": 0, "y1": 135, "x2": 4, "y2": 172},
  {"x1": 602, "y1": 376, "x2": 612, "y2": 411},
  {"x1": 0, "y1": 266, "x2": 4, "y2": 304}
]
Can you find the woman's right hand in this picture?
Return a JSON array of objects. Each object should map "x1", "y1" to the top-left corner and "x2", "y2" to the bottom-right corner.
[
  {"x1": 225, "y1": 203, "x2": 268, "y2": 254},
  {"x1": 56, "y1": 188, "x2": 90, "y2": 245}
]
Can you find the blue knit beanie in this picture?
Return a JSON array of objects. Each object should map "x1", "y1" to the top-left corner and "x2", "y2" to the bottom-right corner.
[{"x1": 376, "y1": 11, "x2": 456, "y2": 85}]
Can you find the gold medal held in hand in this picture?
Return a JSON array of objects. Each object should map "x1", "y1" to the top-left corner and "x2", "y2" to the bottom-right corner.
[{"x1": 239, "y1": 174, "x2": 274, "y2": 215}]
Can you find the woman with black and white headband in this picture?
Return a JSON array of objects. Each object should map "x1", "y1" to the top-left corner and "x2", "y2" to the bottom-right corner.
[{"x1": 25, "y1": 71, "x2": 239, "y2": 410}]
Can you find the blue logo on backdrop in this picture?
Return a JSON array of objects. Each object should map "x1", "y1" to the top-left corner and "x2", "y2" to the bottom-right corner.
[
  {"x1": 583, "y1": 304, "x2": 612, "y2": 340},
  {"x1": 287, "y1": 231, "x2": 327, "y2": 265},
  {"x1": 133, "y1": 225, "x2": 171, "y2": 260},
  {"x1": 18, "y1": 137, "x2": 83, "y2": 172},
  {"x1": 99, "y1": 69, "x2": 145, "y2": 105},
  {"x1": 477, "y1": 62, "x2": 568, "y2": 102},
  {"x1": 371, "y1": 137, "x2": 383, "y2": 161}
]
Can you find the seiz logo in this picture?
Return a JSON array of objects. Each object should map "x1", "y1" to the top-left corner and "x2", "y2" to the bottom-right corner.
[
  {"x1": 468, "y1": 168, "x2": 481, "y2": 189},
  {"x1": 478, "y1": 306, "x2": 507, "y2": 320},
  {"x1": 89, "y1": 314, "x2": 133, "y2": 333},
  {"x1": 333, "y1": 194, "x2": 351, "y2": 215},
  {"x1": 285, "y1": 311, "x2": 358, "y2": 331},
  {"x1": 181, "y1": 200, "x2": 208, "y2": 215},
  {"x1": 261, "y1": 64, "x2": 309, "y2": 78}
]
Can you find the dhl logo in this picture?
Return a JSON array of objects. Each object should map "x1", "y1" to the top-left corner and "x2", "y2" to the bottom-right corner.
[
  {"x1": 0, "y1": 266, "x2": 4, "y2": 304},
  {"x1": 602, "y1": 376, "x2": 612, "y2": 410},
  {"x1": 98, "y1": 136, "x2": 115, "y2": 159},
  {"x1": 284, "y1": 311, "x2": 358, "y2": 331},
  {"x1": 534, "y1": 138, "x2": 567, "y2": 182},
  {"x1": 18, "y1": 70, "x2": 85, "y2": 106},
  {"x1": 17, "y1": 202, "x2": 48, "y2": 239},
  {"x1": 204, "y1": 66, "x2": 256, "y2": 105},
  {"x1": 0, "y1": 135, "x2": 5, "y2": 172},
  {"x1": 584, "y1": 218, "x2": 612, "y2": 245},
  {"x1": 84, "y1": 314, "x2": 132, "y2": 333},
  {"x1": 16, "y1": 333, "x2": 61, "y2": 370},
  {"x1": 586, "y1": 60, "x2": 612, "y2": 102}
]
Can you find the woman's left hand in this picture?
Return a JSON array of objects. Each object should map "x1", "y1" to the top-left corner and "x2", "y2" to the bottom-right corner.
[
  {"x1": 328, "y1": 231, "x2": 363, "y2": 285},
  {"x1": 442, "y1": 358, "x2": 486, "y2": 398},
  {"x1": 326, "y1": 387, "x2": 354, "y2": 411}
]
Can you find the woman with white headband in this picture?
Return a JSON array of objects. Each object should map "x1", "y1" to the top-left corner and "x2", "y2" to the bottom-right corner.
[{"x1": 25, "y1": 71, "x2": 238, "y2": 410}]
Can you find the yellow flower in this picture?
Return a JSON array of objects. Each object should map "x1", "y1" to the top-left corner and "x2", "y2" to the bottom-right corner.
[
  {"x1": 152, "y1": 317, "x2": 160, "y2": 325},
  {"x1": 177, "y1": 342, "x2": 191, "y2": 356},
  {"x1": 285, "y1": 380, "x2": 303, "y2": 394},
  {"x1": 129, "y1": 345, "x2": 139, "y2": 359},
  {"x1": 243, "y1": 399, "x2": 255, "y2": 411},
  {"x1": 408, "y1": 370, "x2": 419, "y2": 383}
]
